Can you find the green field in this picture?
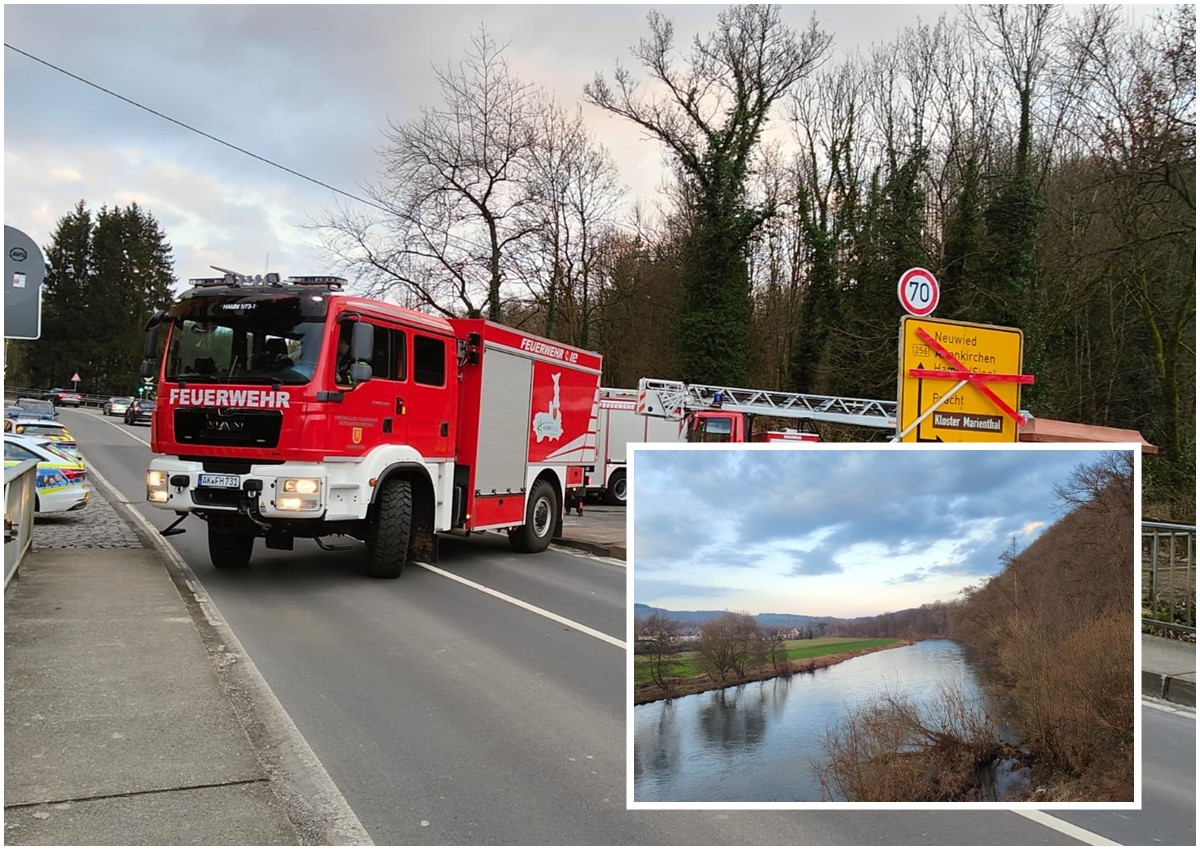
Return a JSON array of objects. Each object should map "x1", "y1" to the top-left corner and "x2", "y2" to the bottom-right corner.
[{"x1": 633, "y1": 636, "x2": 901, "y2": 684}]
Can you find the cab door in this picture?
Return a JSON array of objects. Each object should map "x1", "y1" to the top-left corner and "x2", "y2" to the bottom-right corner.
[
  {"x1": 331, "y1": 316, "x2": 408, "y2": 453},
  {"x1": 404, "y1": 332, "x2": 456, "y2": 458}
]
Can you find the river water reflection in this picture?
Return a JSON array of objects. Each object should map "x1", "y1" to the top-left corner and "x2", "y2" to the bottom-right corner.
[{"x1": 633, "y1": 639, "x2": 993, "y2": 802}]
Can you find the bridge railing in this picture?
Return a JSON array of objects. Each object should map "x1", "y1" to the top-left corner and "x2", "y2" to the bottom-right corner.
[
  {"x1": 1143, "y1": 520, "x2": 1196, "y2": 636},
  {"x1": 4, "y1": 460, "x2": 38, "y2": 587}
]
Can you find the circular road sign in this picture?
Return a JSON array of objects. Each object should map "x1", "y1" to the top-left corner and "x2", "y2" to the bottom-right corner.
[{"x1": 898, "y1": 267, "x2": 940, "y2": 317}]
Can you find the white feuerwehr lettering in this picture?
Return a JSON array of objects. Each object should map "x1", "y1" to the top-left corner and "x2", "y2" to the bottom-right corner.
[{"x1": 168, "y1": 387, "x2": 291, "y2": 408}]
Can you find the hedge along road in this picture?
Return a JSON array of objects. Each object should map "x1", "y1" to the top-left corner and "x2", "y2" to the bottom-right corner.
[{"x1": 58, "y1": 406, "x2": 1194, "y2": 845}]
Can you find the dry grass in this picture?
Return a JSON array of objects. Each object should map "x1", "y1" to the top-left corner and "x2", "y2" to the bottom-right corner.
[{"x1": 815, "y1": 683, "x2": 1013, "y2": 802}]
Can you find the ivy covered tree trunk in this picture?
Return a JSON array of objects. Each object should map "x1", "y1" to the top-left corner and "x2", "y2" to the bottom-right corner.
[{"x1": 587, "y1": 6, "x2": 831, "y2": 385}]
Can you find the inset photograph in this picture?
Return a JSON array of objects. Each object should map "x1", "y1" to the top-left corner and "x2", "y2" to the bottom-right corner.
[{"x1": 629, "y1": 445, "x2": 1139, "y2": 807}]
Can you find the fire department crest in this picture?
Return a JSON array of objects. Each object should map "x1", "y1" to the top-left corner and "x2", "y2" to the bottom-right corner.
[
  {"x1": 531, "y1": 373, "x2": 564, "y2": 442},
  {"x1": 352, "y1": 427, "x2": 363, "y2": 445}
]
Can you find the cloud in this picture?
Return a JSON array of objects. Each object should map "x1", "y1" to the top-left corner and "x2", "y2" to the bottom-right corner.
[
  {"x1": 788, "y1": 559, "x2": 844, "y2": 577},
  {"x1": 1017, "y1": 521, "x2": 1046, "y2": 537}
]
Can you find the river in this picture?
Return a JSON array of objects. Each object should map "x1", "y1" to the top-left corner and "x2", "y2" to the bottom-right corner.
[{"x1": 633, "y1": 638, "x2": 1010, "y2": 803}]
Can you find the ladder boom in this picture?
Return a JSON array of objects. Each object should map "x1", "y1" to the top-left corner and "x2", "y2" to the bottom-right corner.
[{"x1": 636, "y1": 378, "x2": 896, "y2": 430}]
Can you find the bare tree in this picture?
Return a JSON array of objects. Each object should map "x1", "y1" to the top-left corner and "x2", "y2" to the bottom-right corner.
[
  {"x1": 518, "y1": 103, "x2": 624, "y2": 343},
  {"x1": 696, "y1": 611, "x2": 765, "y2": 682},
  {"x1": 321, "y1": 26, "x2": 543, "y2": 319},
  {"x1": 638, "y1": 611, "x2": 683, "y2": 690}
]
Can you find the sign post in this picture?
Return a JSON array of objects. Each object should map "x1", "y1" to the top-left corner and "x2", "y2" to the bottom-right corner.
[{"x1": 896, "y1": 316, "x2": 1031, "y2": 443}]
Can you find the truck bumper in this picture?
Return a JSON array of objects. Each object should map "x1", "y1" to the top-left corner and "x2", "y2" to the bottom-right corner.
[{"x1": 145, "y1": 457, "x2": 369, "y2": 522}]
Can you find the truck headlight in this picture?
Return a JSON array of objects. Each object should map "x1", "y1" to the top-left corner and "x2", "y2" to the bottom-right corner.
[
  {"x1": 281, "y1": 477, "x2": 320, "y2": 495},
  {"x1": 277, "y1": 477, "x2": 321, "y2": 511},
  {"x1": 146, "y1": 469, "x2": 168, "y2": 502}
]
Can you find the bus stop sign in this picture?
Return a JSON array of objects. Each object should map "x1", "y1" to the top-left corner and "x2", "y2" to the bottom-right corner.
[{"x1": 4, "y1": 226, "x2": 45, "y2": 340}]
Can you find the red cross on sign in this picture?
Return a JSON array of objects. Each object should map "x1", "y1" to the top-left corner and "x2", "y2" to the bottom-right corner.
[{"x1": 896, "y1": 316, "x2": 1033, "y2": 443}]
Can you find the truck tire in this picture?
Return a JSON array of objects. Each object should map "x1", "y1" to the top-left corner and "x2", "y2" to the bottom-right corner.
[
  {"x1": 604, "y1": 469, "x2": 627, "y2": 506},
  {"x1": 367, "y1": 477, "x2": 412, "y2": 579},
  {"x1": 508, "y1": 479, "x2": 558, "y2": 553},
  {"x1": 209, "y1": 526, "x2": 253, "y2": 569}
]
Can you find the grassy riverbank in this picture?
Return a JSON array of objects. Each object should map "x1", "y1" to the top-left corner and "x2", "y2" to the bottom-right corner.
[{"x1": 634, "y1": 637, "x2": 909, "y2": 704}]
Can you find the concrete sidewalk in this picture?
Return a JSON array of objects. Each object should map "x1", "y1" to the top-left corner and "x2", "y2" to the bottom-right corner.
[{"x1": 3, "y1": 481, "x2": 370, "y2": 846}]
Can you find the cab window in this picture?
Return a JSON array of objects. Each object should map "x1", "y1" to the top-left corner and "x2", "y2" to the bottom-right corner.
[
  {"x1": 690, "y1": 416, "x2": 733, "y2": 443},
  {"x1": 413, "y1": 336, "x2": 446, "y2": 386},
  {"x1": 337, "y1": 320, "x2": 406, "y2": 385}
]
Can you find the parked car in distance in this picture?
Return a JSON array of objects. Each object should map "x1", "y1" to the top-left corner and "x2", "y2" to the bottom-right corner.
[
  {"x1": 45, "y1": 388, "x2": 83, "y2": 407},
  {"x1": 6, "y1": 418, "x2": 78, "y2": 456},
  {"x1": 3, "y1": 433, "x2": 89, "y2": 513},
  {"x1": 104, "y1": 396, "x2": 135, "y2": 417},
  {"x1": 125, "y1": 398, "x2": 155, "y2": 425},
  {"x1": 15, "y1": 398, "x2": 56, "y2": 420}
]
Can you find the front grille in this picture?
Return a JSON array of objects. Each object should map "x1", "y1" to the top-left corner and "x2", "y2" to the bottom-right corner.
[
  {"x1": 175, "y1": 409, "x2": 282, "y2": 448},
  {"x1": 193, "y1": 488, "x2": 242, "y2": 508}
]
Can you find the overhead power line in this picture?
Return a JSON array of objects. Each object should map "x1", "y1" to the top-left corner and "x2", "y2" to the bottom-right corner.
[{"x1": 4, "y1": 42, "x2": 392, "y2": 215}]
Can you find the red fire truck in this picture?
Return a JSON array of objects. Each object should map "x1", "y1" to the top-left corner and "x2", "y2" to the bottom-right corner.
[
  {"x1": 142, "y1": 272, "x2": 601, "y2": 578},
  {"x1": 585, "y1": 388, "x2": 684, "y2": 506}
]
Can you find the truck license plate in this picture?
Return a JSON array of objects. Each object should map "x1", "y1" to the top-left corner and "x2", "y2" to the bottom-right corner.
[{"x1": 198, "y1": 473, "x2": 241, "y2": 489}]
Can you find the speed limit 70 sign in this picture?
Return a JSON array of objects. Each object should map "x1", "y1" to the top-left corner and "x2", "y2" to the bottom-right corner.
[{"x1": 898, "y1": 267, "x2": 939, "y2": 317}]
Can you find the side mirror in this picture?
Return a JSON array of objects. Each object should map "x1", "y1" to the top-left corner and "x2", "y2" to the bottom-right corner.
[
  {"x1": 345, "y1": 321, "x2": 374, "y2": 386},
  {"x1": 350, "y1": 322, "x2": 373, "y2": 363}
]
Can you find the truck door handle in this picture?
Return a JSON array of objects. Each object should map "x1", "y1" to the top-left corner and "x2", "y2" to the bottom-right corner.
[
  {"x1": 383, "y1": 418, "x2": 392, "y2": 434},
  {"x1": 396, "y1": 397, "x2": 406, "y2": 415},
  {"x1": 440, "y1": 422, "x2": 449, "y2": 437}
]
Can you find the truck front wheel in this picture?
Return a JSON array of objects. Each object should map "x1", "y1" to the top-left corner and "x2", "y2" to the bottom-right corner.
[
  {"x1": 508, "y1": 479, "x2": 558, "y2": 553},
  {"x1": 367, "y1": 477, "x2": 412, "y2": 579},
  {"x1": 209, "y1": 526, "x2": 253, "y2": 569},
  {"x1": 604, "y1": 469, "x2": 627, "y2": 506}
]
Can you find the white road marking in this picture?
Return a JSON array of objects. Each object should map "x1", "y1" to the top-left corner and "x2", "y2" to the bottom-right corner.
[
  {"x1": 415, "y1": 561, "x2": 626, "y2": 650},
  {"x1": 1012, "y1": 811, "x2": 1121, "y2": 845}
]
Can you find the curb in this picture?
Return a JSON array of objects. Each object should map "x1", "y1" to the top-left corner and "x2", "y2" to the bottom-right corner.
[
  {"x1": 553, "y1": 537, "x2": 626, "y2": 561},
  {"x1": 1142, "y1": 670, "x2": 1197, "y2": 709}
]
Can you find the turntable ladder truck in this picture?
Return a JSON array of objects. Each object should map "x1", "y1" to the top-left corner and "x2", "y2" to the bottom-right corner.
[{"x1": 634, "y1": 378, "x2": 898, "y2": 442}]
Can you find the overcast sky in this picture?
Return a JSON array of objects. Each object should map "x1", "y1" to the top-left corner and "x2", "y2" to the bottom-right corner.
[
  {"x1": 632, "y1": 446, "x2": 1119, "y2": 618},
  {"x1": 5, "y1": 3, "x2": 1156, "y2": 290}
]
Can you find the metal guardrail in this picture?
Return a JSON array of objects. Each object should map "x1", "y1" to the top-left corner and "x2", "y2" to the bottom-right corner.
[
  {"x1": 4, "y1": 386, "x2": 128, "y2": 410},
  {"x1": 4, "y1": 459, "x2": 38, "y2": 587},
  {"x1": 1142, "y1": 521, "x2": 1196, "y2": 635}
]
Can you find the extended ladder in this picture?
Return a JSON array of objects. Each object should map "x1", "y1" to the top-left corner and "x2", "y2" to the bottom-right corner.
[{"x1": 635, "y1": 378, "x2": 897, "y2": 431}]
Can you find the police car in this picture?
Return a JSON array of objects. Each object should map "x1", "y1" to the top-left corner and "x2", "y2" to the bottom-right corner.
[
  {"x1": 5, "y1": 418, "x2": 79, "y2": 457},
  {"x1": 3, "y1": 433, "x2": 90, "y2": 513}
]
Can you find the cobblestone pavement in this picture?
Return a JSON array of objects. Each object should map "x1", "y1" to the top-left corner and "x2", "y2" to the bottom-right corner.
[{"x1": 31, "y1": 484, "x2": 143, "y2": 549}]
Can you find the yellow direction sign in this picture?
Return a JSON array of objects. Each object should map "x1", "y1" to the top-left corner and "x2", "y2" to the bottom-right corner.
[{"x1": 896, "y1": 316, "x2": 1029, "y2": 443}]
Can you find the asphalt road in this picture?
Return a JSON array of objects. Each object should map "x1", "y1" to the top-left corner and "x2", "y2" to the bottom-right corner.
[{"x1": 51, "y1": 406, "x2": 1197, "y2": 845}]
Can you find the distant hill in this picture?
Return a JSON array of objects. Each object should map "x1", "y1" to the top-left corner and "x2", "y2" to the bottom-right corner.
[
  {"x1": 634, "y1": 602, "x2": 830, "y2": 628},
  {"x1": 634, "y1": 602, "x2": 946, "y2": 633}
]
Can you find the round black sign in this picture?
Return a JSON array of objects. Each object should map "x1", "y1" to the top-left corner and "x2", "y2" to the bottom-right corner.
[{"x1": 9, "y1": 247, "x2": 28, "y2": 262}]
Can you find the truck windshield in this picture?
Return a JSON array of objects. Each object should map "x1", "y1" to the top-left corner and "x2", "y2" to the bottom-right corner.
[{"x1": 164, "y1": 295, "x2": 327, "y2": 385}]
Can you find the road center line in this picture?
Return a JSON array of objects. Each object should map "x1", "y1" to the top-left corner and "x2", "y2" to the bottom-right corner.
[
  {"x1": 415, "y1": 561, "x2": 626, "y2": 650},
  {"x1": 1011, "y1": 811, "x2": 1121, "y2": 846}
]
